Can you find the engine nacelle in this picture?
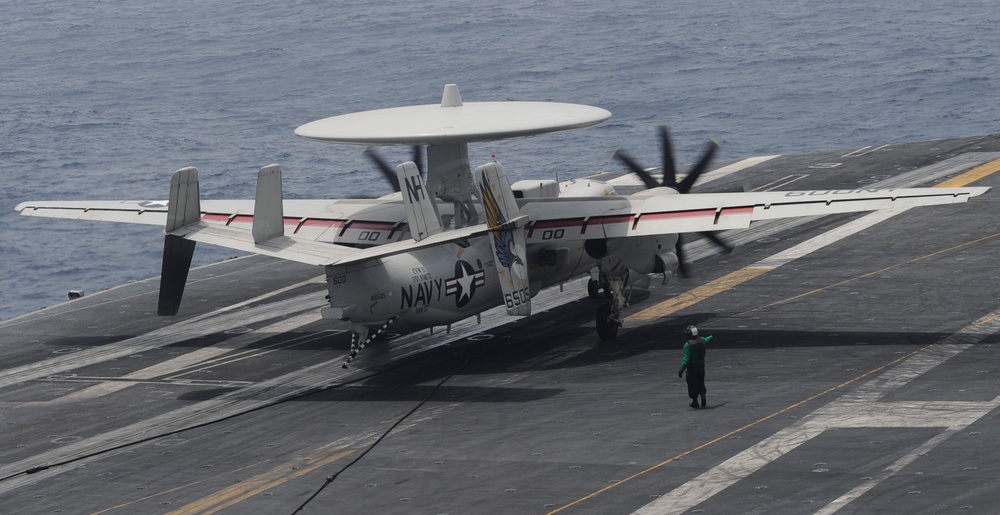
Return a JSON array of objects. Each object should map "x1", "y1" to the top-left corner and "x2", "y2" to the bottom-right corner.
[
  {"x1": 584, "y1": 238, "x2": 616, "y2": 260},
  {"x1": 588, "y1": 235, "x2": 680, "y2": 280},
  {"x1": 654, "y1": 251, "x2": 680, "y2": 285}
]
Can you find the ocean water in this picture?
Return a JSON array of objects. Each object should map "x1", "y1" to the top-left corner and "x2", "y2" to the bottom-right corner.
[{"x1": 3, "y1": 0, "x2": 999, "y2": 320}]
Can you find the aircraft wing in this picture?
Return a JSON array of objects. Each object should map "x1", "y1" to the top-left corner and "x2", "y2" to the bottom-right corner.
[
  {"x1": 15, "y1": 198, "x2": 414, "y2": 246},
  {"x1": 16, "y1": 185, "x2": 989, "y2": 264},
  {"x1": 14, "y1": 200, "x2": 175, "y2": 226},
  {"x1": 519, "y1": 187, "x2": 990, "y2": 243},
  {"x1": 15, "y1": 197, "x2": 489, "y2": 267}
]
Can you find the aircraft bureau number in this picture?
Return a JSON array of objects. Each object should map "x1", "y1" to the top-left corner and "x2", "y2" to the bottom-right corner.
[{"x1": 505, "y1": 287, "x2": 530, "y2": 309}]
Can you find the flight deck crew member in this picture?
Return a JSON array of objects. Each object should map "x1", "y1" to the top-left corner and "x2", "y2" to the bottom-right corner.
[{"x1": 678, "y1": 325, "x2": 712, "y2": 409}]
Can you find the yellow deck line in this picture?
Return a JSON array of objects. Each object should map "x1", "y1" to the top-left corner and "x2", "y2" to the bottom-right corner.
[
  {"x1": 166, "y1": 448, "x2": 354, "y2": 515},
  {"x1": 627, "y1": 267, "x2": 771, "y2": 322},
  {"x1": 936, "y1": 156, "x2": 1000, "y2": 188}
]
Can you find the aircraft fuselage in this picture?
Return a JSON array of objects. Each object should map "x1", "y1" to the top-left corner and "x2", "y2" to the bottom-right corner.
[{"x1": 323, "y1": 224, "x2": 677, "y2": 331}]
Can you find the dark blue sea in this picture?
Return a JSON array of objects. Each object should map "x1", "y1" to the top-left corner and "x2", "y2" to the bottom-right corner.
[{"x1": 3, "y1": 0, "x2": 999, "y2": 320}]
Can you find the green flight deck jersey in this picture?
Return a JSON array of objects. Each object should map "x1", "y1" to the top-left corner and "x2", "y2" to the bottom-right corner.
[{"x1": 678, "y1": 335, "x2": 713, "y2": 374}]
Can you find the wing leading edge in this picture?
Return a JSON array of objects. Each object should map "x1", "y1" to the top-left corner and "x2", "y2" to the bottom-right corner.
[{"x1": 519, "y1": 187, "x2": 989, "y2": 243}]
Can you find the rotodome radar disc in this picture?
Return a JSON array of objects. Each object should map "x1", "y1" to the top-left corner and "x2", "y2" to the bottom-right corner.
[{"x1": 294, "y1": 84, "x2": 612, "y2": 145}]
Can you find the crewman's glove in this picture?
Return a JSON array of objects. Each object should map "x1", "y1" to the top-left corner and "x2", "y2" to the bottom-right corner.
[{"x1": 678, "y1": 371, "x2": 683, "y2": 378}]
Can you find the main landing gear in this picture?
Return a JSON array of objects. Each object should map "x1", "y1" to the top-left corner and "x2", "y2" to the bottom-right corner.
[
  {"x1": 594, "y1": 270, "x2": 629, "y2": 341},
  {"x1": 342, "y1": 315, "x2": 399, "y2": 368}
]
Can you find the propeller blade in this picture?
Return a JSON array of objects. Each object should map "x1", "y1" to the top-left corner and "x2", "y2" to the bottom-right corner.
[
  {"x1": 613, "y1": 149, "x2": 660, "y2": 190},
  {"x1": 658, "y1": 126, "x2": 678, "y2": 188},
  {"x1": 363, "y1": 148, "x2": 401, "y2": 192},
  {"x1": 675, "y1": 234, "x2": 691, "y2": 278},
  {"x1": 411, "y1": 145, "x2": 425, "y2": 180},
  {"x1": 699, "y1": 231, "x2": 734, "y2": 254},
  {"x1": 675, "y1": 232, "x2": 731, "y2": 279},
  {"x1": 676, "y1": 139, "x2": 720, "y2": 194}
]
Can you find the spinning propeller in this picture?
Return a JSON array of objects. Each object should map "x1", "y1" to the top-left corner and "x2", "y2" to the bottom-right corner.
[
  {"x1": 364, "y1": 145, "x2": 425, "y2": 192},
  {"x1": 613, "y1": 126, "x2": 731, "y2": 277}
]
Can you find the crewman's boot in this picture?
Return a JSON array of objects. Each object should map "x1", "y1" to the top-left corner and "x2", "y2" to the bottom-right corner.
[
  {"x1": 700, "y1": 394, "x2": 707, "y2": 408},
  {"x1": 689, "y1": 399, "x2": 699, "y2": 409}
]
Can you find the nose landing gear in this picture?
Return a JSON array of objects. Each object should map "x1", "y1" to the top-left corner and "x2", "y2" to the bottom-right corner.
[{"x1": 595, "y1": 270, "x2": 629, "y2": 340}]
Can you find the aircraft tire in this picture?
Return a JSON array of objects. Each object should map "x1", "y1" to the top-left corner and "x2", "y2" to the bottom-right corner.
[
  {"x1": 587, "y1": 279, "x2": 600, "y2": 298},
  {"x1": 596, "y1": 303, "x2": 619, "y2": 340}
]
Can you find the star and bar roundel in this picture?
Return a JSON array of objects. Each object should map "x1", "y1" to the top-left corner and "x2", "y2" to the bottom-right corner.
[{"x1": 446, "y1": 260, "x2": 486, "y2": 307}]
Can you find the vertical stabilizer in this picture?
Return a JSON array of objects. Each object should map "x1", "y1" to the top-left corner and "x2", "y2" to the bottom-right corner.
[
  {"x1": 396, "y1": 161, "x2": 443, "y2": 241},
  {"x1": 165, "y1": 167, "x2": 201, "y2": 231},
  {"x1": 253, "y1": 164, "x2": 285, "y2": 243},
  {"x1": 477, "y1": 161, "x2": 531, "y2": 316}
]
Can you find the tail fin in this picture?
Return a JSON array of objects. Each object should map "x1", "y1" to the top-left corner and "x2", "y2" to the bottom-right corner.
[
  {"x1": 164, "y1": 167, "x2": 201, "y2": 231},
  {"x1": 158, "y1": 167, "x2": 201, "y2": 316},
  {"x1": 476, "y1": 161, "x2": 531, "y2": 316},
  {"x1": 252, "y1": 164, "x2": 285, "y2": 243},
  {"x1": 397, "y1": 161, "x2": 443, "y2": 241}
]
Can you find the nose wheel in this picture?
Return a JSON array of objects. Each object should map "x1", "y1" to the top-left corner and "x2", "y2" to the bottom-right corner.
[
  {"x1": 587, "y1": 277, "x2": 614, "y2": 299},
  {"x1": 587, "y1": 278, "x2": 600, "y2": 298}
]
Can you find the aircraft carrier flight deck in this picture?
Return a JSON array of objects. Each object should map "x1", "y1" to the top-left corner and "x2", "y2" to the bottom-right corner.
[{"x1": 3, "y1": 135, "x2": 1000, "y2": 514}]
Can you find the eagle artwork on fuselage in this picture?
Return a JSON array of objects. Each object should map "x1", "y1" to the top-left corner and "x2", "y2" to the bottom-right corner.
[{"x1": 15, "y1": 84, "x2": 991, "y2": 368}]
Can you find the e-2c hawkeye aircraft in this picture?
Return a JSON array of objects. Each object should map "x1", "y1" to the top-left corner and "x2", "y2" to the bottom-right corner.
[{"x1": 16, "y1": 85, "x2": 990, "y2": 366}]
